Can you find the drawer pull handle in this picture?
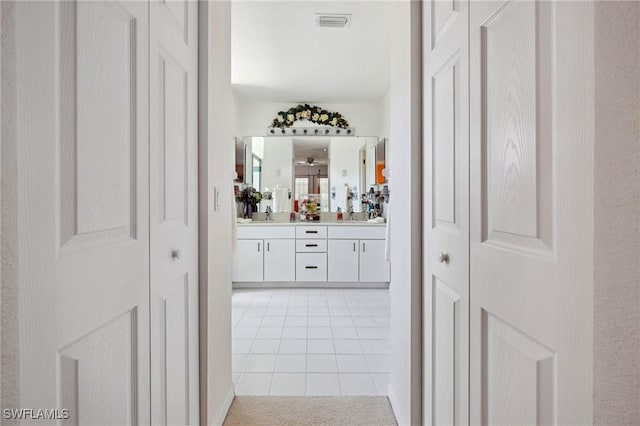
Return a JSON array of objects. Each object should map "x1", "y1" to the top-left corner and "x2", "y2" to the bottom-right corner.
[
  {"x1": 305, "y1": 266, "x2": 318, "y2": 269},
  {"x1": 305, "y1": 244, "x2": 318, "y2": 247},
  {"x1": 258, "y1": 242, "x2": 261, "y2": 252},
  {"x1": 305, "y1": 230, "x2": 318, "y2": 234}
]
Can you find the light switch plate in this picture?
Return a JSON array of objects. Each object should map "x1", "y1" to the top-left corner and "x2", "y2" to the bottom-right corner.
[{"x1": 212, "y1": 186, "x2": 222, "y2": 212}]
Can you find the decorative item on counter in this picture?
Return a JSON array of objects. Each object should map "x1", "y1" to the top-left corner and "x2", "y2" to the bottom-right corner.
[
  {"x1": 235, "y1": 186, "x2": 262, "y2": 219},
  {"x1": 382, "y1": 185, "x2": 390, "y2": 203},
  {"x1": 290, "y1": 212, "x2": 296, "y2": 223}
]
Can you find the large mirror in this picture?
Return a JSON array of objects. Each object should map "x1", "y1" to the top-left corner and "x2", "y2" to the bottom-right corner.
[{"x1": 238, "y1": 136, "x2": 384, "y2": 214}]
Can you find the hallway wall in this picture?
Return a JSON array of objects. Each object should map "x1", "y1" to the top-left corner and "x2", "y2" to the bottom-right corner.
[
  {"x1": 200, "y1": 2, "x2": 235, "y2": 425},
  {"x1": 594, "y1": 2, "x2": 640, "y2": 424}
]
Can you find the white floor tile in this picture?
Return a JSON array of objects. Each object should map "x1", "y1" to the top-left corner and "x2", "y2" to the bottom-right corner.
[
  {"x1": 238, "y1": 316, "x2": 263, "y2": 327},
  {"x1": 349, "y1": 307, "x2": 373, "y2": 317},
  {"x1": 329, "y1": 307, "x2": 351, "y2": 316},
  {"x1": 265, "y1": 307, "x2": 288, "y2": 316},
  {"x1": 261, "y1": 316, "x2": 285, "y2": 327},
  {"x1": 308, "y1": 327, "x2": 333, "y2": 339},
  {"x1": 307, "y1": 339, "x2": 335, "y2": 354},
  {"x1": 371, "y1": 373, "x2": 390, "y2": 396},
  {"x1": 284, "y1": 316, "x2": 308, "y2": 327},
  {"x1": 234, "y1": 327, "x2": 259, "y2": 339},
  {"x1": 232, "y1": 354, "x2": 247, "y2": 373},
  {"x1": 236, "y1": 373, "x2": 273, "y2": 395},
  {"x1": 339, "y1": 374, "x2": 377, "y2": 395},
  {"x1": 309, "y1": 307, "x2": 330, "y2": 316},
  {"x1": 250, "y1": 339, "x2": 280, "y2": 354},
  {"x1": 308, "y1": 299, "x2": 328, "y2": 308},
  {"x1": 244, "y1": 354, "x2": 277, "y2": 372},
  {"x1": 334, "y1": 339, "x2": 363, "y2": 354},
  {"x1": 270, "y1": 373, "x2": 306, "y2": 396},
  {"x1": 366, "y1": 354, "x2": 390, "y2": 373},
  {"x1": 275, "y1": 354, "x2": 306, "y2": 373},
  {"x1": 255, "y1": 326, "x2": 283, "y2": 339},
  {"x1": 306, "y1": 373, "x2": 341, "y2": 396},
  {"x1": 356, "y1": 327, "x2": 384, "y2": 339},
  {"x1": 308, "y1": 316, "x2": 331, "y2": 327},
  {"x1": 352, "y1": 317, "x2": 378, "y2": 327},
  {"x1": 336, "y1": 355, "x2": 370, "y2": 373},
  {"x1": 279, "y1": 339, "x2": 307, "y2": 354},
  {"x1": 282, "y1": 326, "x2": 307, "y2": 339},
  {"x1": 232, "y1": 339, "x2": 254, "y2": 354},
  {"x1": 306, "y1": 354, "x2": 338, "y2": 372},
  {"x1": 332, "y1": 326, "x2": 358, "y2": 339},
  {"x1": 287, "y1": 307, "x2": 308, "y2": 316},
  {"x1": 330, "y1": 316, "x2": 354, "y2": 327},
  {"x1": 361, "y1": 339, "x2": 390, "y2": 354}
]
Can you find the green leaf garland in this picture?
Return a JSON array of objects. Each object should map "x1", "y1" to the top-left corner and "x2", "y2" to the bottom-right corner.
[{"x1": 270, "y1": 104, "x2": 350, "y2": 129}]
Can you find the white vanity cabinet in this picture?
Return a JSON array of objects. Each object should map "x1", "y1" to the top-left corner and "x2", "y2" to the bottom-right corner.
[
  {"x1": 327, "y1": 239, "x2": 359, "y2": 282},
  {"x1": 359, "y1": 239, "x2": 390, "y2": 282},
  {"x1": 233, "y1": 224, "x2": 389, "y2": 286},
  {"x1": 327, "y1": 226, "x2": 390, "y2": 283},
  {"x1": 232, "y1": 239, "x2": 264, "y2": 282},
  {"x1": 264, "y1": 239, "x2": 296, "y2": 282},
  {"x1": 232, "y1": 226, "x2": 296, "y2": 282}
]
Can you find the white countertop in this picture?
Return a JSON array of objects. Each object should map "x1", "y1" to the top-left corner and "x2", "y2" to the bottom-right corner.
[{"x1": 237, "y1": 221, "x2": 386, "y2": 227}]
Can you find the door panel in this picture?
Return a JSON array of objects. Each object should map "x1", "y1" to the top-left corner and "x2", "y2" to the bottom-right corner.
[
  {"x1": 17, "y1": 1, "x2": 150, "y2": 424},
  {"x1": 264, "y1": 239, "x2": 296, "y2": 282},
  {"x1": 423, "y1": 0, "x2": 469, "y2": 424},
  {"x1": 470, "y1": 1, "x2": 593, "y2": 424},
  {"x1": 327, "y1": 239, "x2": 359, "y2": 282},
  {"x1": 150, "y1": 0, "x2": 199, "y2": 423}
]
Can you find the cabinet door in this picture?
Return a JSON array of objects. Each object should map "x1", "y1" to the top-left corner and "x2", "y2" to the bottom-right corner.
[
  {"x1": 232, "y1": 239, "x2": 263, "y2": 282},
  {"x1": 328, "y1": 239, "x2": 359, "y2": 282},
  {"x1": 264, "y1": 239, "x2": 295, "y2": 282},
  {"x1": 359, "y1": 240, "x2": 390, "y2": 282}
]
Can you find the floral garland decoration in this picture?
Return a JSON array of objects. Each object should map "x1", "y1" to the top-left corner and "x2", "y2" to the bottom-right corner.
[{"x1": 270, "y1": 104, "x2": 350, "y2": 129}]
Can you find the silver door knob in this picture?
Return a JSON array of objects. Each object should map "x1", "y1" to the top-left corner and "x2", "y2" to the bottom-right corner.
[
  {"x1": 171, "y1": 249, "x2": 181, "y2": 260},
  {"x1": 439, "y1": 252, "x2": 449, "y2": 264}
]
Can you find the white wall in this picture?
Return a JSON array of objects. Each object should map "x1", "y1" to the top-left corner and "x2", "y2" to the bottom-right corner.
[
  {"x1": 387, "y1": 2, "x2": 422, "y2": 425},
  {"x1": 1, "y1": 1, "x2": 21, "y2": 420},
  {"x1": 200, "y1": 2, "x2": 234, "y2": 425},
  {"x1": 593, "y1": 2, "x2": 640, "y2": 424},
  {"x1": 235, "y1": 101, "x2": 383, "y2": 137},
  {"x1": 329, "y1": 137, "x2": 365, "y2": 212}
]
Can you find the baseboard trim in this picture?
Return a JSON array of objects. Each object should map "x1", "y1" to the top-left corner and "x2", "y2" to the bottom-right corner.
[
  {"x1": 387, "y1": 388, "x2": 405, "y2": 426},
  {"x1": 212, "y1": 384, "x2": 235, "y2": 426},
  {"x1": 233, "y1": 281, "x2": 390, "y2": 289}
]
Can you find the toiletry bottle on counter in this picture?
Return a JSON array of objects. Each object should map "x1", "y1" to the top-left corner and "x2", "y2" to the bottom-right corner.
[{"x1": 337, "y1": 207, "x2": 343, "y2": 222}]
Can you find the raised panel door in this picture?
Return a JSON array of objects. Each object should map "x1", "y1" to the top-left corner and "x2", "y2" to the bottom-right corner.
[
  {"x1": 232, "y1": 240, "x2": 264, "y2": 282},
  {"x1": 327, "y1": 239, "x2": 359, "y2": 282}
]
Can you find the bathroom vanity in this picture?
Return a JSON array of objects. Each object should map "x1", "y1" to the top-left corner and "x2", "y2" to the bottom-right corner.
[{"x1": 232, "y1": 222, "x2": 390, "y2": 288}]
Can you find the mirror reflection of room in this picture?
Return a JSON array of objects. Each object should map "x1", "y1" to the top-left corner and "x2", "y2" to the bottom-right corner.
[{"x1": 235, "y1": 135, "x2": 387, "y2": 222}]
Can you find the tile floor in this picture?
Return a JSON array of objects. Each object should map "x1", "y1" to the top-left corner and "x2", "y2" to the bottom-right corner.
[{"x1": 232, "y1": 288, "x2": 391, "y2": 396}]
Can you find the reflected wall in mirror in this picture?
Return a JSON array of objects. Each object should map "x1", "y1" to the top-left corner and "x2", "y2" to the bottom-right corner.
[{"x1": 236, "y1": 136, "x2": 383, "y2": 215}]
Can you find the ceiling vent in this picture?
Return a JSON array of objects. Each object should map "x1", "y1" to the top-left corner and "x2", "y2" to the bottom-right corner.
[{"x1": 316, "y1": 13, "x2": 351, "y2": 28}]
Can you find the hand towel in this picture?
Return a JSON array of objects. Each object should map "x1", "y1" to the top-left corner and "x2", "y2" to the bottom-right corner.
[{"x1": 385, "y1": 204, "x2": 391, "y2": 261}]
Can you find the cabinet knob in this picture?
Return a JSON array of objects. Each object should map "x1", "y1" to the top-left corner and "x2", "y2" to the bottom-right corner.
[
  {"x1": 171, "y1": 249, "x2": 181, "y2": 260},
  {"x1": 439, "y1": 252, "x2": 450, "y2": 264}
]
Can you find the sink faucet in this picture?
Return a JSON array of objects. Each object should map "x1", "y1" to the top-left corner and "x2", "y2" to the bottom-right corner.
[{"x1": 265, "y1": 206, "x2": 272, "y2": 221}]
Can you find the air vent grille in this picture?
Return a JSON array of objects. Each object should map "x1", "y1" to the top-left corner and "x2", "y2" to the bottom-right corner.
[{"x1": 316, "y1": 14, "x2": 351, "y2": 28}]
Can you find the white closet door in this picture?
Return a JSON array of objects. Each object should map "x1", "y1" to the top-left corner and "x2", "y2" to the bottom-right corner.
[
  {"x1": 469, "y1": 1, "x2": 593, "y2": 424},
  {"x1": 16, "y1": 1, "x2": 150, "y2": 424},
  {"x1": 149, "y1": 0, "x2": 199, "y2": 424},
  {"x1": 423, "y1": 1, "x2": 470, "y2": 424}
]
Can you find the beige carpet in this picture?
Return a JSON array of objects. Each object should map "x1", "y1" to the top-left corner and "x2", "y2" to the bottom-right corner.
[{"x1": 223, "y1": 396, "x2": 398, "y2": 426}]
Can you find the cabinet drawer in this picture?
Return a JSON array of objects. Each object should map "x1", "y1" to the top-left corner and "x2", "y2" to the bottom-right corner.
[
  {"x1": 295, "y1": 239, "x2": 327, "y2": 252},
  {"x1": 327, "y1": 226, "x2": 386, "y2": 239},
  {"x1": 296, "y1": 253, "x2": 327, "y2": 281},
  {"x1": 237, "y1": 226, "x2": 295, "y2": 239},
  {"x1": 295, "y1": 226, "x2": 327, "y2": 239}
]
